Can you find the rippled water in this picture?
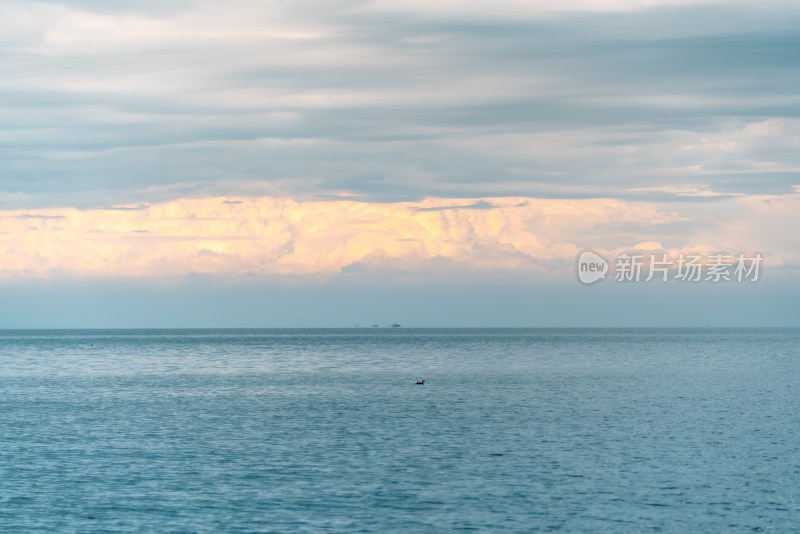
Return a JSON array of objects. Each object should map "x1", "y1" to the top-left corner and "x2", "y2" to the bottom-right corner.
[{"x1": 1, "y1": 328, "x2": 799, "y2": 532}]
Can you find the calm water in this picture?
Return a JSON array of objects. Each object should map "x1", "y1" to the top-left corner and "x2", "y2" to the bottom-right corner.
[{"x1": 1, "y1": 328, "x2": 799, "y2": 532}]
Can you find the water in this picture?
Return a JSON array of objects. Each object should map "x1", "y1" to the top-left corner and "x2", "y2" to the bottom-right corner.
[{"x1": 1, "y1": 328, "x2": 799, "y2": 532}]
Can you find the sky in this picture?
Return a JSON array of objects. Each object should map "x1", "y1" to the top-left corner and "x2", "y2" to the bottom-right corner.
[{"x1": 1, "y1": 0, "x2": 798, "y2": 327}]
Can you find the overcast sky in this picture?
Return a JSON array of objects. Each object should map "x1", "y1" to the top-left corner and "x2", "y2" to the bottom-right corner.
[{"x1": 1, "y1": 0, "x2": 798, "y2": 326}]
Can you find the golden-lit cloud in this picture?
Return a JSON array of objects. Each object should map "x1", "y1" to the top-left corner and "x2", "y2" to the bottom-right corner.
[
  {"x1": 0, "y1": 196, "x2": 685, "y2": 279},
  {"x1": 0, "y1": 193, "x2": 798, "y2": 280}
]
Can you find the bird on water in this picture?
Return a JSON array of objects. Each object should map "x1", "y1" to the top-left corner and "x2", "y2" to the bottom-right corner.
[{"x1": 416, "y1": 380, "x2": 425, "y2": 385}]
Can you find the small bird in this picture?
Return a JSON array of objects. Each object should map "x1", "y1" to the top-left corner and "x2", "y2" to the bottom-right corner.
[{"x1": 415, "y1": 379, "x2": 425, "y2": 385}]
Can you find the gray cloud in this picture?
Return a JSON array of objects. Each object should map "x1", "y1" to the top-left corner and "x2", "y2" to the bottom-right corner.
[
  {"x1": 1, "y1": 1, "x2": 800, "y2": 208},
  {"x1": 414, "y1": 200, "x2": 496, "y2": 212}
]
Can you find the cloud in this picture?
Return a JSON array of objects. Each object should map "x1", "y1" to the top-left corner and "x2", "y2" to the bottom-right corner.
[
  {"x1": 0, "y1": 195, "x2": 679, "y2": 279},
  {"x1": 0, "y1": 192, "x2": 796, "y2": 281},
  {"x1": 413, "y1": 200, "x2": 496, "y2": 212},
  {"x1": 627, "y1": 184, "x2": 743, "y2": 198},
  {"x1": 2, "y1": 1, "x2": 800, "y2": 207},
  {"x1": 95, "y1": 204, "x2": 149, "y2": 211},
  {"x1": 358, "y1": 0, "x2": 743, "y2": 18}
]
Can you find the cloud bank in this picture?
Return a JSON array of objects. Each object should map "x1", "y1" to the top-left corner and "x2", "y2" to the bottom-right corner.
[
  {"x1": 1, "y1": 193, "x2": 797, "y2": 280},
  {"x1": 2, "y1": 1, "x2": 800, "y2": 209}
]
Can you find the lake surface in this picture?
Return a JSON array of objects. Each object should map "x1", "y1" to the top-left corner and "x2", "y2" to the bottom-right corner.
[{"x1": 1, "y1": 328, "x2": 799, "y2": 532}]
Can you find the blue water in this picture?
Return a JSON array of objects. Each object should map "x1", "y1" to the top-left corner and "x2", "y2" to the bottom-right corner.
[{"x1": 1, "y1": 328, "x2": 799, "y2": 532}]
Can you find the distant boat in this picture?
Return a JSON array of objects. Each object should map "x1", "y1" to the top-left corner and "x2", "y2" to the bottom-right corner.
[
  {"x1": 372, "y1": 324, "x2": 379, "y2": 328},
  {"x1": 391, "y1": 323, "x2": 401, "y2": 328}
]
